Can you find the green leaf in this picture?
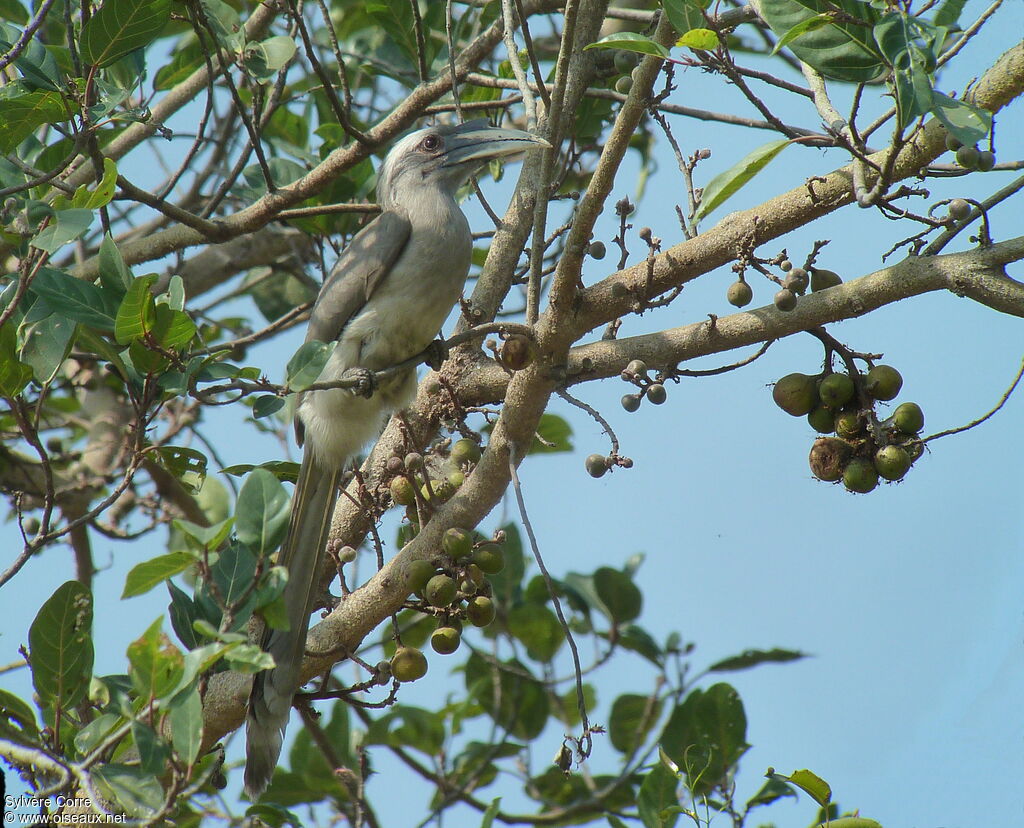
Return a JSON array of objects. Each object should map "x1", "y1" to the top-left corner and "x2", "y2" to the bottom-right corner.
[
  {"x1": 131, "y1": 720, "x2": 170, "y2": 775},
  {"x1": 234, "y1": 157, "x2": 306, "y2": 202},
  {"x1": 365, "y1": 0, "x2": 419, "y2": 68},
  {"x1": 813, "y1": 819, "x2": 882, "y2": 828},
  {"x1": 606, "y1": 816, "x2": 630, "y2": 828},
  {"x1": 770, "y1": 13, "x2": 837, "y2": 55},
  {"x1": 154, "y1": 42, "x2": 205, "y2": 90},
  {"x1": 593, "y1": 566, "x2": 642, "y2": 624},
  {"x1": 933, "y1": 0, "x2": 967, "y2": 28},
  {"x1": 63, "y1": 157, "x2": 118, "y2": 209},
  {"x1": 73, "y1": 712, "x2": 121, "y2": 755},
  {"x1": 30, "y1": 267, "x2": 119, "y2": 331},
  {"x1": 220, "y1": 460, "x2": 300, "y2": 484},
  {"x1": 552, "y1": 683, "x2": 597, "y2": 728},
  {"x1": 0, "y1": 90, "x2": 66, "y2": 152},
  {"x1": 224, "y1": 642, "x2": 275, "y2": 673},
  {"x1": 172, "y1": 516, "x2": 234, "y2": 552},
  {"x1": 609, "y1": 693, "x2": 662, "y2": 753},
  {"x1": 168, "y1": 582, "x2": 204, "y2": 650},
  {"x1": 768, "y1": 767, "x2": 832, "y2": 807},
  {"x1": 660, "y1": 683, "x2": 749, "y2": 794},
  {"x1": 708, "y1": 647, "x2": 807, "y2": 672},
  {"x1": 289, "y1": 700, "x2": 352, "y2": 783},
  {"x1": 694, "y1": 139, "x2": 791, "y2": 221},
  {"x1": 127, "y1": 617, "x2": 185, "y2": 701},
  {"x1": 758, "y1": 0, "x2": 884, "y2": 82},
  {"x1": 176, "y1": 641, "x2": 234, "y2": 687},
  {"x1": 168, "y1": 683, "x2": 202, "y2": 761},
  {"x1": 30, "y1": 208, "x2": 94, "y2": 254},
  {"x1": 584, "y1": 32, "x2": 669, "y2": 58},
  {"x1": 114, "y1": 273, "x2": 158, "y2": 344},
  {"x1": 19, "y1": 313, "x2": 75, "y2": 384},
  {"x1": 369, "y1": 705, "x2": 446, "y2": 755},
  {"x1": 0, "y1": 2, "x2": 29, "y2": 26},
  {"x1": 0, "y1": 319, "x2": 33, "y2": 396},
  {"x1": 465, "y1": 653, "x2": 550, "y2": 740},
  {"x1": 891, "y1": 64, "x2": 934, "y2": 127},
  {"x1": 661, "y1": 0, "x2": 710, "y2": 34},
  {"x1": 242, "y1": 35, "x2": 297, "y2": 80},
  {"x1": 156, "y1": 445, "x2": 208, "y2": 495},
  {"x1": 610, "y1": 624, "x2": 663, "y2": 667},
  {"x1": 485, "y1": 522, "x2": 526, "y2": 606},
  {"x1": 198, "y1": 0, "x2": 245, "y2": 51},
  {"x1": 99, "y1": 234, "x2": 133, "y2": 293},
  {"x1": 531, "y1": 412, "x2": 573, "y2": 454},
  {"x1": 28, "y1": 581, "x2": 94, "y2": 711},
  {"x1": 0, "y1": 688, "x2": 39, "y2": 741},
  {"x1": 243, "y1": 267, "x2": 316, "y2": 323},
  {"x1": 0, "y1": 23, "x2": 63, "y2": 89},
  {"x1": 637, "y1": 762, "x2": 680, "y2": 828},
  {"x1": 198, "y1": 541, "x2": 259, "y2": 630},
  {"x1": 285, "y1": 339, "x2": 336, "y2": 391},
  {"x1": 507, "y1": 604, "x2": 564, "y2": 662},
  {"x1": 253, "y1": 394, "x2": 285, "y2": 418},
  {"x1": 746, "y1": 776, "x2": 798, "y2": 809},
  {"x1": 252, "y1": 565, "x2": 288, "y2": 628},
  {"x1": 235, "y1": 468, "x2": 290, "y2": 558},
  {"x1": 79, "y1": 0, "x2": 172, "y2": 68},
  {"x1": 676, "y1": 28, "x2": 717, "y2": 50},
  {"x1": 481, "y1": 798, "x2": 502, "y2": 828},
  {"x1": 163, "y1": 274, "x2": 186, "y2": 311},
  {"x1": 932, "y1": 92, "x2": 991, "y2": 147},
  {"x1": 151, "y1": 304, "x2": 196, "y2": 350},
  {"x1": 122, "y1": 551, "x2": 196, "y2": 599},
  {"x1": 94, "y1": 764, "x2": 164, "y2": 817}
]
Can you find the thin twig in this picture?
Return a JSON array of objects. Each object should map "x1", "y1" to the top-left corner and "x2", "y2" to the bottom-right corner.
[
  {"x1": 508, "y1": 451, "x2": 593, "y2": 758},
  {"x1": 923, "y1": 357, "x2": 1024, "y2": 443}
]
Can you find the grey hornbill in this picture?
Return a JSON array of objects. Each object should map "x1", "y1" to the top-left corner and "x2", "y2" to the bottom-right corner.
[{"x1": 244, "y1": 120, "x2": 548, "y2": 797}]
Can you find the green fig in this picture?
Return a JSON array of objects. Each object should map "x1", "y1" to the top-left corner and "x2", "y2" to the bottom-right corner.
[
  {"x1": 391, "y1": 647, "x2": 428, "y2": 681},
  {"x1": 892, "y1": 402, "x2": 924, "y2": 434},
  {"x1": 431, "y1": 626, "x2": 462, "y2": 655},
  {"x1": 467, "y1": 595, "x2": 496, "y2": 627},
  {"x1": 406, "y1": 559, "x2": 437, "y2": 593},
  {"x1": 843, "y1": 457, "x2": 879, "y2": 493},
  {"x1": 727, "y1": 280, "x2": 753, "y2": 307},
  {"x1": 874, "y1": 445, "x2": 912, "y2": 481},
  {"x1": 443, "y1": 527, "x2": 474, "y2": 560},
  {"x1": 818, "y1": 373, "x2": 855, "y2": 409},
  {"x1": 425, "y1": 574, "x2": 457, "y2": 607},
  {"x1": 865, "y1": 365, "x2": 903, "y2": 401},
  {"x1": 773, "y1": 373, "x2": 818, "y2": 417},
  {"x1": 450, "y1": 438, "x2": 481, "y2": 466},
  {"x1": 473, "y1": 543, "x2": 505, "y2": 575}
]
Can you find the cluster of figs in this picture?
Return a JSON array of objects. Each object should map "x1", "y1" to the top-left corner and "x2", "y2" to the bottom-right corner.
[
  {"x1": 386, "y1": 438, "x2": 503, "y2": 682},
  {"x1": 772, "y1": 363, "x2": 925, "y2": 493}
]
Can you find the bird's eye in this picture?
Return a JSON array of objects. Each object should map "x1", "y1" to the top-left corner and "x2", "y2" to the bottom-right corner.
[{"x1": 421, "y1": 134, "x2": 441, "y2": 152}]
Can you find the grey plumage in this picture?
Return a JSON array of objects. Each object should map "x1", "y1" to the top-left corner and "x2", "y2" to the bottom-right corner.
[{"x1": 244, "y1": 120, "x2": 548, "y2": 798}]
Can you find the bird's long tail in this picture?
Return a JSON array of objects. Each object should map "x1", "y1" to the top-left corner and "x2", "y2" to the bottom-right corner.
[{"x1": 244, "y1": 452, "x2": 341, "y2": 798}]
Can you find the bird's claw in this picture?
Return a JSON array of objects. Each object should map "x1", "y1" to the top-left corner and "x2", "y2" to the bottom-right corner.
[
  {"x1": 423, "y1": 338, "x2": 449, "y2": 371},
  {"x1": 343, "y1": 367, "x2": 377, "y2": 398}
]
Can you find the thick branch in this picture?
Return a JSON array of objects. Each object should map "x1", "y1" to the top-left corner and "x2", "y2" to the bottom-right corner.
[{"x1": 574, "y1": 39, "x2": 1024, "y2": 335}]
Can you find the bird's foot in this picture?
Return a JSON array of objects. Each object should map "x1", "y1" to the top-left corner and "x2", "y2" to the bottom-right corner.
[
  {"x1": 423, "y1": 338, "x2": 449, "y2": 371},
  {"x1": 342, "y1": 367, "x2": 377, "y2": 398}
]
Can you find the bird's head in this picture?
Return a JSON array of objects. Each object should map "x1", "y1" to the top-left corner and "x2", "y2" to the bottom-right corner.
[{"x1": 377, "y1": 119, "x2": 549, "y2": 209}]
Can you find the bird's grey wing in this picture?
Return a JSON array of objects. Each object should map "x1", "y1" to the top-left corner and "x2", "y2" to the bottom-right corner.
[
  {"x1": 295, "y1": 211, "x2": 411, "y2": 447},
  {"x1": 304, "y1": 210, "x2": 412, "y2": 344}
]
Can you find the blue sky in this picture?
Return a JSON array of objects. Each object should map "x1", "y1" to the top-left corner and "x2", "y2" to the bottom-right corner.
[{"x1": 3, "y1": 2, "x2": 1023, "y2": 825}]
